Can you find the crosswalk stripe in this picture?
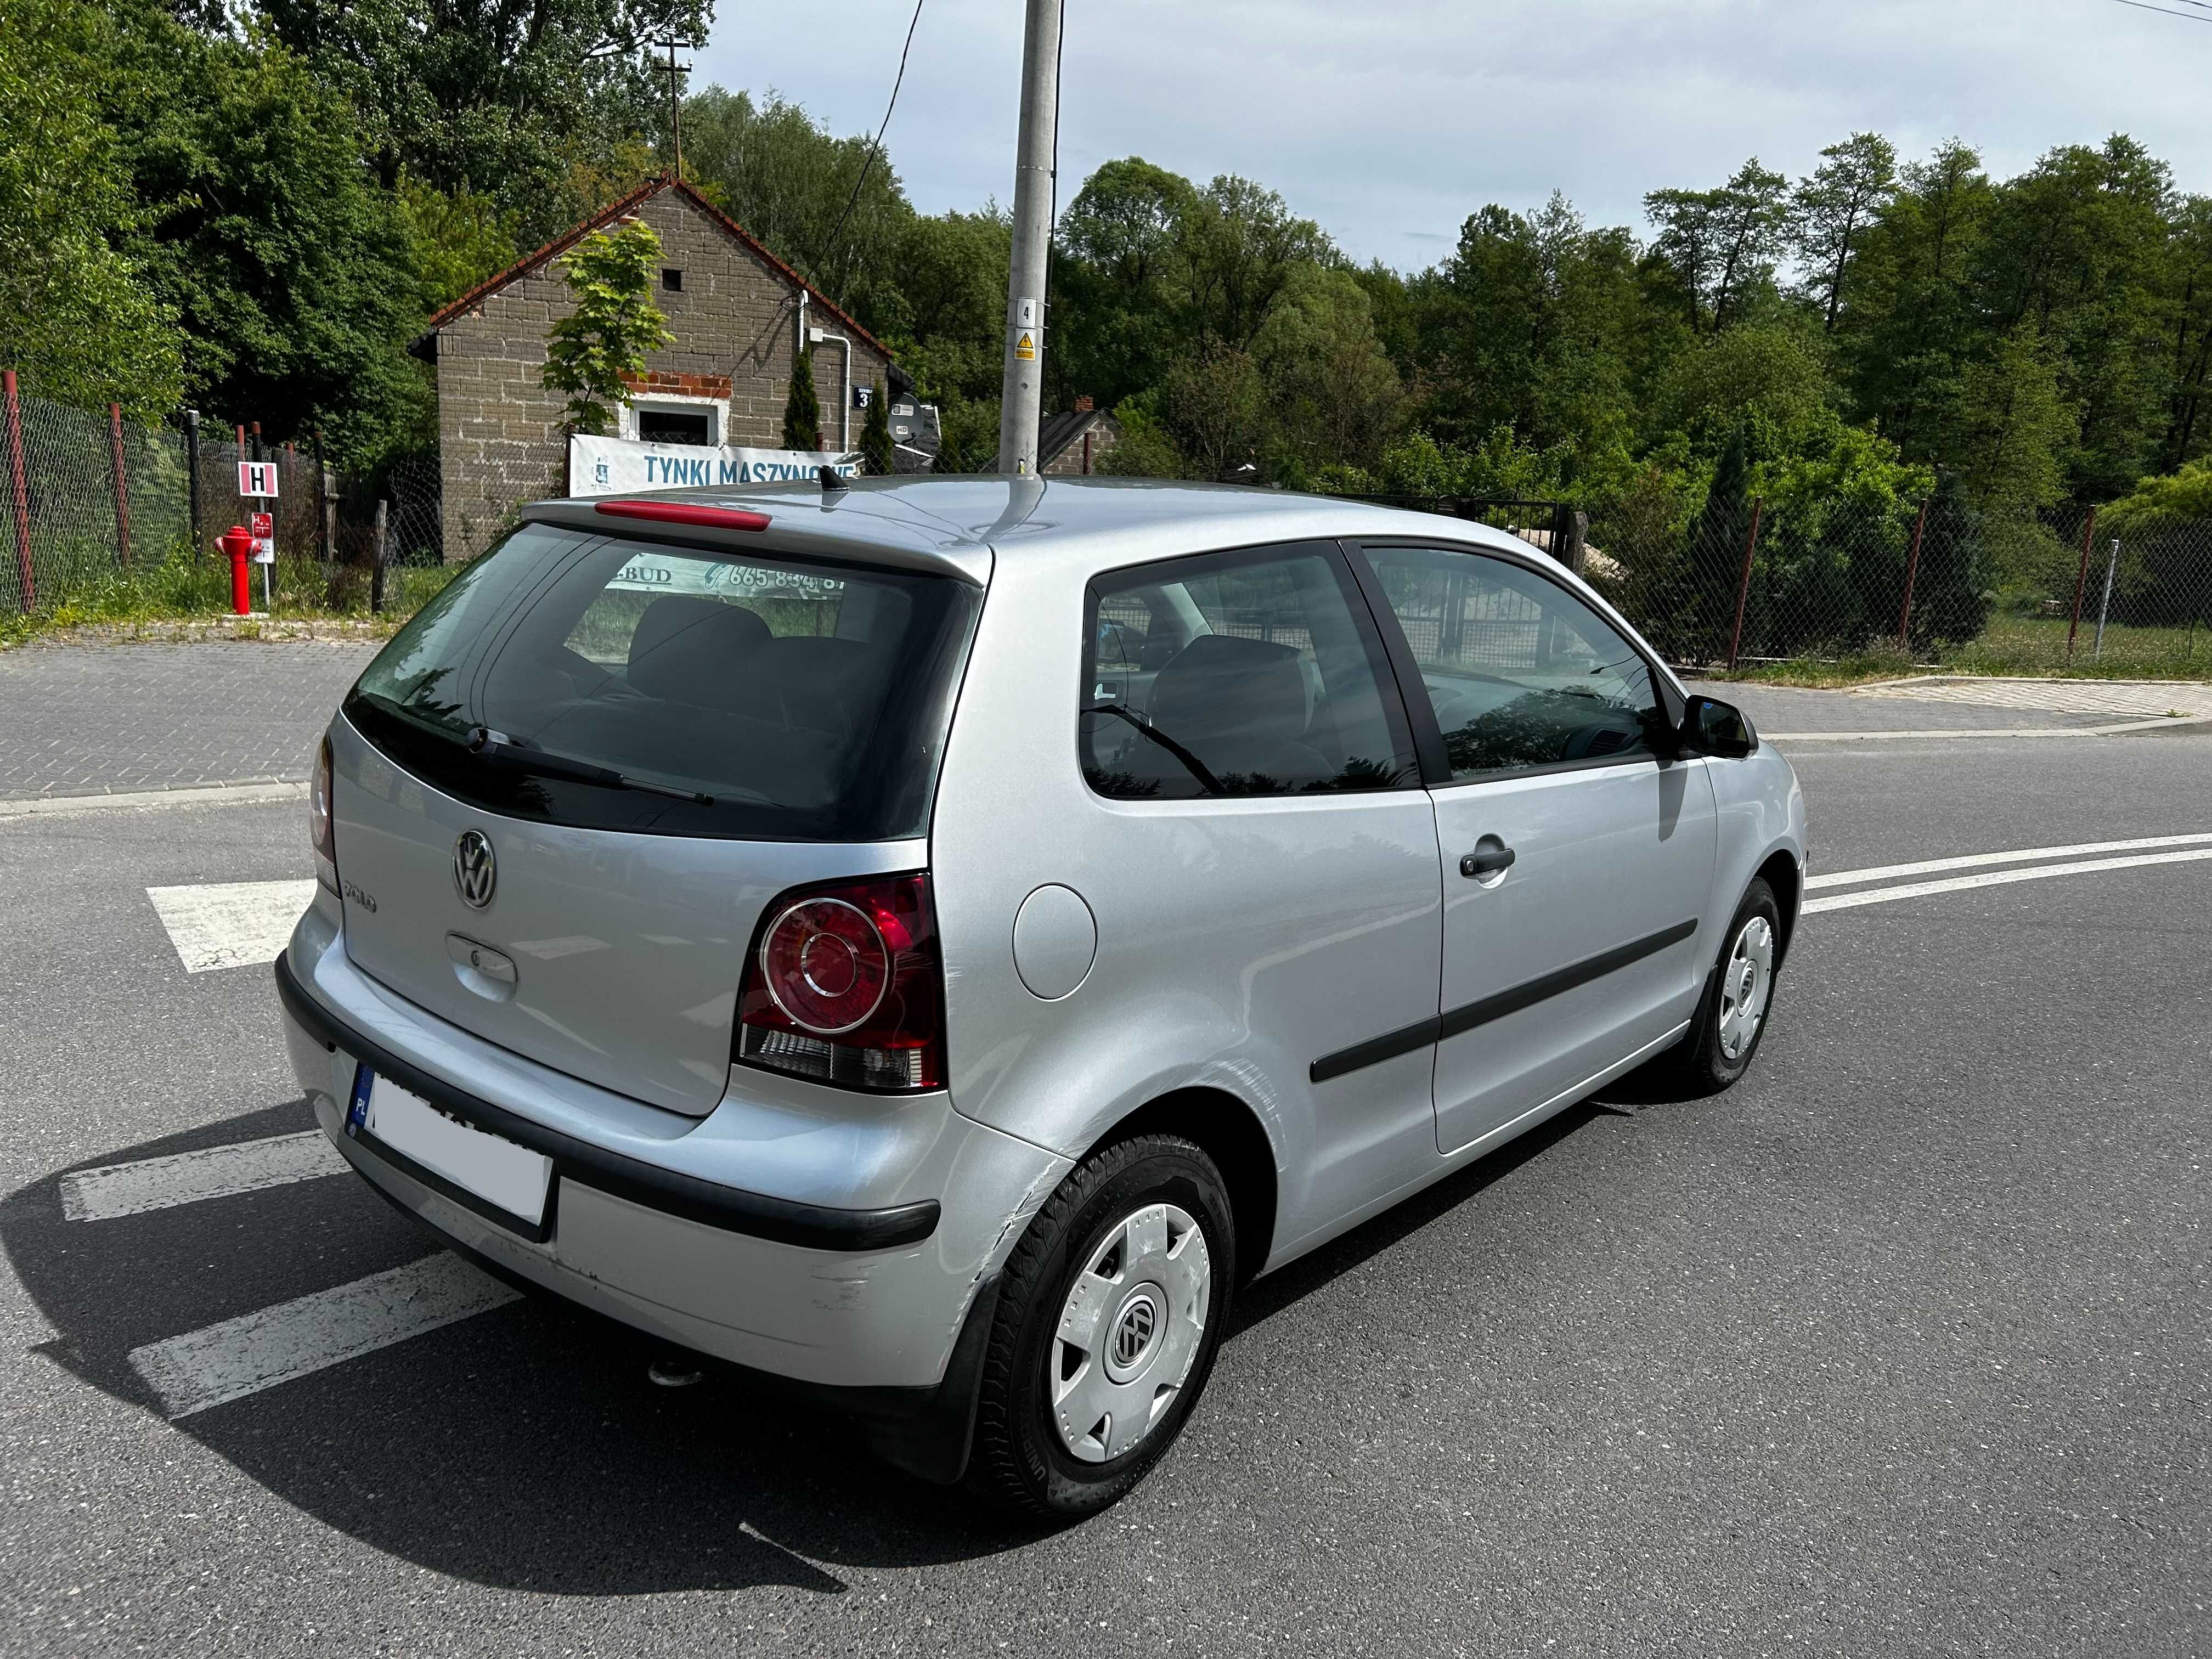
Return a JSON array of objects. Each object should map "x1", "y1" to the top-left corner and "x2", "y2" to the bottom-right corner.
[
  {"x1": 128, "y1": 1254, "x2": 520, "y2": 1419},
  {"x1": 145, "y1": 879, "x2": 317, "y2": 973},
  {"x1": 60, "y1": 1131, "x2": 348, "y2": 1222},
  {"x1": 1805, "y1": 831, "x2": 2212, "y2": 890},
  {"x1": 1802, "y1": 847, "x2": 2212, "y2": 915}
]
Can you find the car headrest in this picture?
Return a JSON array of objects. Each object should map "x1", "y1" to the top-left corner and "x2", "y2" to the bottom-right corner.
[
  {"x1": 627, "y1": 597, "x2": 771, "y2": 704},
  {"x1": 1149, "y1": 634, "x2": 1312, "y2": 752}
]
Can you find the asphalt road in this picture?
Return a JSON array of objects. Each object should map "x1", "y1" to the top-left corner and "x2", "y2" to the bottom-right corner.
[{"x1": 2, "y1": 650, "x2": 2209, "y2": 1657}]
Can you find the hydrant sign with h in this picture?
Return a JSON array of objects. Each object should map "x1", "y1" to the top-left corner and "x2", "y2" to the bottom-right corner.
[
  {"x1": 238, "y1": 460, "x2": 280, "y2": 498},
  {"x1": 249, "y1": 510, "x2": 275, "y2": 564}
]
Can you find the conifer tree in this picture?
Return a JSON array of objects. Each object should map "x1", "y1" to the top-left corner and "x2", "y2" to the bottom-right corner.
[
  {"x1": 860, "y1": 381, "x2": 894, "y2": 474},
  {"x1": 782, "y1": 346, "x2": 821, "y2": 452}
]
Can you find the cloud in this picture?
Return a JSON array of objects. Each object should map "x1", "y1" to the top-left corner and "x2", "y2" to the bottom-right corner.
[{"x1": 695, "y1": 0, "x2": 2212, "y2": 268}]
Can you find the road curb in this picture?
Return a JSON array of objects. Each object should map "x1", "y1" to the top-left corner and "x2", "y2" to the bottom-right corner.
[{"x1": 0, "y1": 781, "x2": 310, "y2": 819}]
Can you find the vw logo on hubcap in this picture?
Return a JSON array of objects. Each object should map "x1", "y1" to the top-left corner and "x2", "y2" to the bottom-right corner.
[
  {"x1": 1111, "y1": 1293, "x2": 1159, "y2": 1373},
  {"x1": 453, "y1": 830, "x2": 497, "y2": 909}
]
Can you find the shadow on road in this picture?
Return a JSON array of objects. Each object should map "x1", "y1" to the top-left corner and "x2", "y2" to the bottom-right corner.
[{"x1": 3, "y1": 1077, "x2": 1674, "y2": 1589}]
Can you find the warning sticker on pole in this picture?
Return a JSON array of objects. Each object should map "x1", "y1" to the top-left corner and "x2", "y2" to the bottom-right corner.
[{"x1": 1014, "y1": 330, "x2": 1036, "y2": 362}]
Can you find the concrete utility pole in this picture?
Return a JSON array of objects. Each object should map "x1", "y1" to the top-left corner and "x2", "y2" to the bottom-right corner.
[{"x1": 996, "y1": 0, "x2": 1064, "y2": 476}]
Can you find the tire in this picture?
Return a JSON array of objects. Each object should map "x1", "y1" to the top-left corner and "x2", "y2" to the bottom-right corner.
[
  {"x1": 1668, "y1": 877, "x2": 1783, "y2": 1095},
  {"x1": 966, "y1": 1133, "x2": 1235, "y2": 1520}
]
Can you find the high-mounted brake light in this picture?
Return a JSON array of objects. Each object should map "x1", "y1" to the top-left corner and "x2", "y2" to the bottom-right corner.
[
  {"x1": 735, "y1": 873, "x2": 945, "y2": 1093},
  {"x1": 310, "y1": 736, "x2": 338, "y2": 896},
  {"x1": 594, "y1": 500, "x2": 772, "y2": 532}
]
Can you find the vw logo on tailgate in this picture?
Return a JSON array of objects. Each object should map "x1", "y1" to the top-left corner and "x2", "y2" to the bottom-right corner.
[{"x1": 453, "y1": 830, "x2": 498, "y2": 909}]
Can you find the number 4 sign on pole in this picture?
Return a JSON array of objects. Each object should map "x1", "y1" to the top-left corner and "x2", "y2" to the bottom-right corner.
[{"x1": 238, "y1": 460, "x2": 280, "y2": 498}]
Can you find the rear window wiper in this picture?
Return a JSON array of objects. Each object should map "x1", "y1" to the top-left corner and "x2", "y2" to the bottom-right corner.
[{"x1": 466, "y1": 727, "x2": 714, "y2": 806}]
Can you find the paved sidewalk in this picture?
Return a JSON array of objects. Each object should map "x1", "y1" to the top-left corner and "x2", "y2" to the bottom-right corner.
[
  {"x1": 1684, "y1": 680, "x2": 2115, "y2": 734},
  {"x1": 1850, "y1": 675, "x2": 2212, "y2": 719},
  {"x1": 0, "y1": 642, "x2": 374, "y2": 800}
]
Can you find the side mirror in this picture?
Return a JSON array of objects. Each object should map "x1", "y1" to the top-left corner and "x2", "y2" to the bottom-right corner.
[{"x1": 1680, "y1": 694, "x2": 1757, "y2": 759}]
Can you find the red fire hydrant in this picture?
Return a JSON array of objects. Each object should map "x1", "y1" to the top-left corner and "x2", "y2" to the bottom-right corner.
[{"x1": 218, "y1": 525, "x2": 253, "y2": 615}]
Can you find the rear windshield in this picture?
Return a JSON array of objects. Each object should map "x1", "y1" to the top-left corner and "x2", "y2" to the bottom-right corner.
[{"x1": 344, "y1": 524, "x2": 980, "y2": 841}]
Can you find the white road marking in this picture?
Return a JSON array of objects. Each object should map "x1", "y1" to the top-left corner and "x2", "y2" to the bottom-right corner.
[
  {"x1": 128, "y1": 1253, "x2": 520, "y2": 1419},
  {"x1": 1803, "y1": 847, "x2": 2212, "y2": 915},
  {"x1": 1807, "y1": 831, "x2": 2212, "y2": 890},
  {"x1": 0, "y1": 781, "x2": 308, "y2": 820},
  {"x1": 145, "y1": 879, "x2": 317, "y2": 972},
  {"x1": 60, "y1": 1131, "x2": 348, "y2": 1222}
]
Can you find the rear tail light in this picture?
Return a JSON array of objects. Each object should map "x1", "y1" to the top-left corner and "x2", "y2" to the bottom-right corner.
[
  {"x1": 735, "y1": 873, "x2": 945, "y2": 1093},
  {"x1": 310, "y1": 736, "x2": 338, "y2": 895}
]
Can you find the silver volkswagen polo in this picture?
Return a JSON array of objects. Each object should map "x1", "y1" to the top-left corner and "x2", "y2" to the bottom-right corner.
[{"x1": 276, "y1": 477, "x2": 1805, "y2": 1517}]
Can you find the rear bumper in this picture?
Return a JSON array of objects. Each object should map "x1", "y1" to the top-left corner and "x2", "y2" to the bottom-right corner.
[{"x1": 274, "y1": 915, "x2": 1068, "y2": 1424}]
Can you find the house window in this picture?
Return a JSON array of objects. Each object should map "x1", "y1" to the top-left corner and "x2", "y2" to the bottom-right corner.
[
  {"x1": 637, "y1": 407, "x2": 714, "y2": 446},
  {"x1": 661, "y1": 268, "x2": 683, "y2": 292}
]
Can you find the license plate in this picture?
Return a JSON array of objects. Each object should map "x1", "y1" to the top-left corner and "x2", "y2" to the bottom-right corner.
[{"x1": 348, "y1": 1065, "x2": 552, "y2": 1228}]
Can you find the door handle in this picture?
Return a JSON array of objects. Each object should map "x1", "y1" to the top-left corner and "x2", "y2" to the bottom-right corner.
[{"x1": 1459, "y1": 842, "x2": 1516, "y2": 879}]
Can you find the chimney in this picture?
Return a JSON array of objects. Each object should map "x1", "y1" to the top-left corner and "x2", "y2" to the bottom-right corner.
[{"x1": 1073, "y1": 394, "x2": 1094, "y2": 414}]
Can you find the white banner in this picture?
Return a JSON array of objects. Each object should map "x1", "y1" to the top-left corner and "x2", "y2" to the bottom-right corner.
[{"x1": 567, "y1": 433, "x2": 861, "y2": 498}]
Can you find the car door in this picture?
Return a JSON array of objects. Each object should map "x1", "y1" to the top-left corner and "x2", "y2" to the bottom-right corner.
[
  {"x1": 1347, "y1": 540, "x2": 1718, "y2": 1157},
  {"x1": 1054, "y1": 540, "x2": 1447, "y2": 1251}
]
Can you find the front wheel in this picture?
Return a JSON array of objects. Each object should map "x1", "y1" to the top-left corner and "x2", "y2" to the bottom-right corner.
[
  {"x1": 965, "y1": 1134, "x2": 1235, "y2": 1520},
  {"x1": 1669, "y1": 878, "x2": 1782, "y2": 1094}
]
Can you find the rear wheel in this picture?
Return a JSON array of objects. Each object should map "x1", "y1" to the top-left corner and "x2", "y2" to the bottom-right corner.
[
  {"x1": 1669, "y1": 878, "x2": 1782, "y2": 1093},
  {"x1": 966, "y1": 1134, "x2": 1234, "y2": 1519}
]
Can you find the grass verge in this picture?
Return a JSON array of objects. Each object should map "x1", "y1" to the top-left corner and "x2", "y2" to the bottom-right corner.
[{"x1": 0, "y1": 553, "x2": 458, "y2": 651}]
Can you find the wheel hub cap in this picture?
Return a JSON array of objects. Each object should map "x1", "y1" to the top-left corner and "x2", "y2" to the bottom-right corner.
[
  {"x1": 1717, "y1": 915, "x2": 1775, "y2": 1062},
  {"x1": 1051, "y1": 1201, "x2": 1212, "y2": 1464}
]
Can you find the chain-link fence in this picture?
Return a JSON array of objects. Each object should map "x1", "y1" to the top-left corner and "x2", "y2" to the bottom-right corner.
[
  {"x1": 1324, "y1": 482, "x2": 2212, "y2": 675},
  {"x1": 1, "y1": 387, "x2": 194, "y2": 611},
  {"x1": 3, "y1": 374, "x2": 447, "y2": 618},
  {"x1": 1581, "y1": 491, "x2": 2212, "y2": 675}
]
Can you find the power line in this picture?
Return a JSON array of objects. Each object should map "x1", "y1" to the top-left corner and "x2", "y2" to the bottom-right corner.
[
  {"x1": 2106, "y1": 0, "x2": 2212, "y2": 21},
  {"x1": 817, "y1": 0, "x2": 928, "y2": 279}
]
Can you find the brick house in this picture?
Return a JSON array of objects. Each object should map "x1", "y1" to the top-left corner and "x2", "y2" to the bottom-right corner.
[
  {"x1": 1039, "y1": 398, "x2": 1122, "y2": 476},
  {"x1": 413, "y1": 177, "x2": 898, "y2": 561}
]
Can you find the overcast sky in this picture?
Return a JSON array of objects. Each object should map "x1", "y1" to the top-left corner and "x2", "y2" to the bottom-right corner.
[{"x1": 691, "y1": 0, "x2": 2212, "y2": 269}]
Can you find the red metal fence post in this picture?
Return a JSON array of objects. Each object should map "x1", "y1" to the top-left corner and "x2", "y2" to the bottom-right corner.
[
  {"x1": 4, "y1": 370, "x2": 32, "y2": 611},
  {"x1": 2064, "y1": 507, "x2": 2097, "y2": 657},
  {"x1": 1895, "y1": 496, "x2": 1930, "y2": 648},
  {"x1": 1725, "y1": 496, "x2": 1763, "y2": 673},
  {"x1": 108, "y1": 402, "x2": 132, "y2": 569}
]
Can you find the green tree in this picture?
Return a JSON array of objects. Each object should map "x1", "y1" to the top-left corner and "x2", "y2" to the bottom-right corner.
[
  {"x1": 1180, "y1": 175, "x2": 1335, "y2": 348},
  {"x1": 680, "y1": 86, "x2": 912, "y2": 323},
  {"x1": 1645, "y1": 318, "x2": 1838, "y2": 454},
  {"x1": 860, "y1": 381, "x2": 894, "y2": 475},
  {"x1": 1163, "y1": 342, "x2": 1265, "y2": 480},
  {"x1": 2158, "y1": 196, "x2": 2212, "y2": 471},
  {"x1": 1645, "y1": 159, "x2": 1790, "y2": 334},
  {"x1": 0, "y1": 0, "x2": 182, "y2": 417},
  {"x1": 109, "y1": 14, "x2": 431, "y2": 464},
  {"x1": 2103, "y1": 454, "x2": 2212, "y2": 527},
  {"x1": 1056, "y1": 157, "x2": 1202, "y2": 406},
  {"x1": 1252, "y1": 264, "x2": 1405, "y2": 475},
  {"x1": 394, "y1": 175, "x2": 520, "y2": 312},
  {"x1": 1788, "y1": 133, "x2": 1897, "y2": 332},
  {"x1": 541, "y1": 216, "x2": 673, "y2": 435},
  {"x1": 257, "y1": 0, "x2": 712, "y2": 244},
  {"x1": 1906, "y1": 470, "x2": 1990, "y2": 647},
  {"x1": 782, "y1": 345, "x2": 821, "y2": 452}
]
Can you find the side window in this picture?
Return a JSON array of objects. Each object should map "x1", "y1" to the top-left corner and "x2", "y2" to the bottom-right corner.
[
  {"x1": 1358, "y1": 545, "x2": 1663, "y2": 781},
  {"x1": 1080, "y1": 543, "x2": 1419, "y2": 800}
]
